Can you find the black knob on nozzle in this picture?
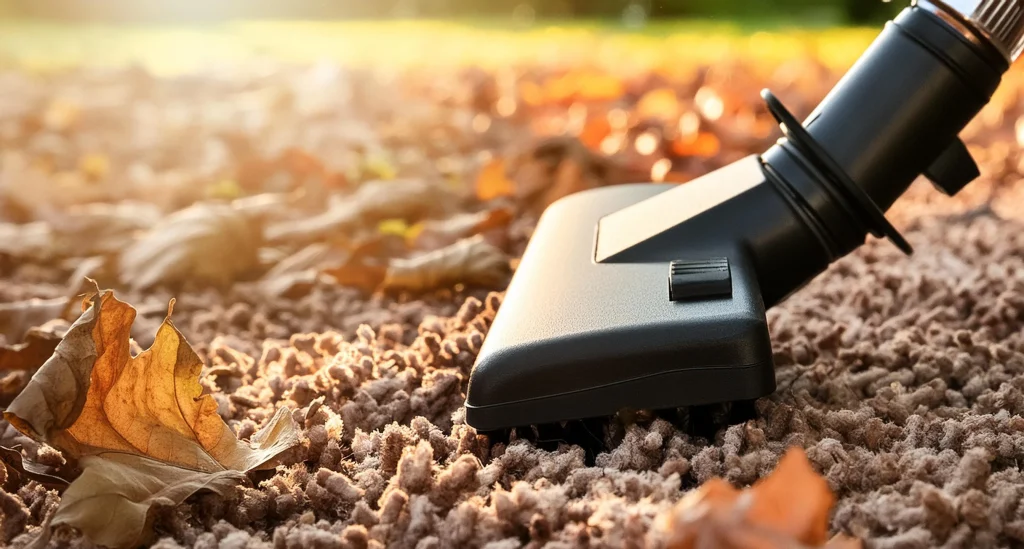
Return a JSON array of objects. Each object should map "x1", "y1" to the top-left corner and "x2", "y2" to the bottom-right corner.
[{"x1": 747, "y1": 0, "x2": 1018, "y2": 306}]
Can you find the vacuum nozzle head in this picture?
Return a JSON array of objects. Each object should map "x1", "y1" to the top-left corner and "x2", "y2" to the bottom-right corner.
[{"x1": 922, "y1": 0, "x2": 1024, "y2": 60}]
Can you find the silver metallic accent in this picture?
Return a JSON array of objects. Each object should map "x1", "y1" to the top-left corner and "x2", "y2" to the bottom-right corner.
[{"x1": 917, "y1": 0, "x2": 1024, "y2": 60}]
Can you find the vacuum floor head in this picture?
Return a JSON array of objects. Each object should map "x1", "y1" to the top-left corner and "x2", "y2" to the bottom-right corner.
[{"x1": 466, "y1": 164, "x2": 777, "y2": 431}]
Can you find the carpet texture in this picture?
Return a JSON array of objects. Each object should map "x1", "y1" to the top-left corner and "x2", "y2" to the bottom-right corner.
[
  {"x1": 5, "y1": 190, "x2": 1024, "y2": 549},
  {"x1": 3, "y1": 49, "x2": 1024, "y2": 549}
]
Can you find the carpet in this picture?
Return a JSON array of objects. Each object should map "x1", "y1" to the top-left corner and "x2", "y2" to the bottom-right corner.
[{"x1": 3, "y1": 54, "x2": 1024, "y2": 549}]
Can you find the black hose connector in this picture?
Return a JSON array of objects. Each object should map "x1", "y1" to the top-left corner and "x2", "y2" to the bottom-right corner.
[{"x1": 753, "y1": 2, "x2": 1010, "y2": 306}]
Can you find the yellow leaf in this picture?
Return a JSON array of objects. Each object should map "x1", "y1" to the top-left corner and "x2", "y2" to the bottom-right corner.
[
  {"x1": 362, "y1": 149, "x2": 398, "y2": 180},
  {"x1": 378, "y1": 218, "x2": 413, "y2": 237},
  {"x1": 4, "y1": 289, "x2": 299, "y2": 548}
]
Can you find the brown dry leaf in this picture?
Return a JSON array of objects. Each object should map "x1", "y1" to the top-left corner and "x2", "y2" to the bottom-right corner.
[
  {"x1": 0, "y1": 221, "x2": 55, "y2": 261},
  {"x1": 382, "y1": 235, "x2": 510, "y2": 292},
  {"x1": 265, "y1": 179, "x2": 441, "y2": 244},
  {"x1": 475, "y1": 158, "x2": 516, "y2": 201},
  {"x1": 0, "y1": 445, "x2": 69, "y2": 491},
  {"x1": 0, "y1": 297, "x2": 76, "y2": 345},
  {"x1": 323, "y1": 235, "x2": 509, "y2": 293},
  {"x1": 322, "y1": 261, "x2": 388, "y2": 293},
  {"x1": 653, "y1": 447, "x2": 854, "y2": 549},
  {"x1": 410, "y1": 207, "x2": 513, "y2": 250},
  {"x1": 44, "y1": 201, "x2": 161, "y2": 257},
  {"x1": 507, "y1": 136, "x2": 646, "y2": 213},
  {"x1": 261, "y1": 235, "x2": 392, "y2": 298},
  {"x1": 119, "y1": 201, "x2": 261, "y2": 290},
  {"x1": 258, "y1": 244, "x2": 331, "y2": 299},
  {"x1": 54, "y1": 453, "x2": 248, "y2": 547},
  {"x1": 0, "y1": 323, "x2": 67, "y2": 406},
  {"x1": 3, "y1": 289, "x2": 299, "y2": 548}
]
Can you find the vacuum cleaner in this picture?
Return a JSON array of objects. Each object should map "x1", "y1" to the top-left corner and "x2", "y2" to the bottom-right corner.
[{"x1": 466, "y1": 0, "x2": 1024, "y2": 434}]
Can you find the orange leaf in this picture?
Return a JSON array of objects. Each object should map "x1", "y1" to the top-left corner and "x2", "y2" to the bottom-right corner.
[
  {"x1": 475, "y1": 158, "x2": 516, "y2": 202},
  {"x1": 654, "y1": 447, "x2": 848, "y2": 549},
  {"x1": 747, "y1": 448, "x2": 835, "y2": 546},
  {"x1": 672, "y1": 132, "x2": 721, "y2": 158},
  {"x1": 579, "y1": 116, "x2": 612, "y2": 150}
]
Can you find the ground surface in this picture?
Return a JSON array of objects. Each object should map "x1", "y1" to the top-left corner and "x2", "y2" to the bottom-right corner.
[{"x1": 2, "y1": 22, "x2": 1024, "y2": 549}]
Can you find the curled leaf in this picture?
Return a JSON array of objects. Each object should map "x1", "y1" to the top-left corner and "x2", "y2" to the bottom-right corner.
[
  {"x1": 323, "y1": 235, "x2": 510, "y2": 293},
  {"x1": 54, "y1": 453, "x2": 246, "y2": 548},
  {"x1": 382, "y1": 235, "x2": 510, "y2": 292},
  {"x1": 0, "y1": 297, "x2": 76, "y2": 345},
  {"x1": 0, "y1": 445, "x2": 69, "y2": 491},
  {"x1": 3, "y1": 289, "x2": 299, "y2": 548},
  {"x1": 0, "y1": 221, "x2": 55, "y2": 261},
  {"x1": 0, "y1": 323, "x2": 67, "y2": 406},
  {"x1": 119, "y1": 202, "x2": 261, "y2": 290},
  {"x1": 505, "y1": 136, "x2": 646, "y2": 213},
  {"x1": 410, "y1": 207, "x2": 513, "y2": 250},
  {"x1": 652, "y1": 447, "x2": 854, "y2": 549},
  {"x1": 265, "y1": 179, "x2": 442, "y2": 244},
  {"x1": 322, "y1": 261, "x2": 388, "y2": 294}
]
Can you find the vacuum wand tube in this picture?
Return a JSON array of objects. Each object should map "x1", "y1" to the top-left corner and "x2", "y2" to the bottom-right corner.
[{"x1": 753, "y1": 0, "x2": 1021, "y2": 306}]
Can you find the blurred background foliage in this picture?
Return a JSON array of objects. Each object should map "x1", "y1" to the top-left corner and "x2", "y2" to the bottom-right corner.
[{"x1": 0, "y1": 0, "x2": 900, "y2": 24}]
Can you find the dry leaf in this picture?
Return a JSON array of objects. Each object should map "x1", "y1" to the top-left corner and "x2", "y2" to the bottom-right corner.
[
  {"x1": 506, "y1": 136, "x2": 645, "y2": 213},
  {"x1": 323, "y1": 235, "x2": 510, "y2": 293},
  {"x1": 265, "y1": 179, "x2": 442, "y2": 244},
  {"x1": 578, "y1": 115, "x2": 613, "y2": 150},
  {"x1": 0, "y1": 445, "x2": 69, "y2": 491},
  {"x1": 672, "y1": 132, "x2": 722, "y2": 158},
  {"x1": 0, "y1": 323, "x2": 67, "y2": 406},
  {"x1": 260, "y1": 236, "x2": 391, "y2": 298},
  {"x1": 322, "y1": 261, "x2": 388, "y2": 293},
  {"x1": 653, "y1": 447, "x2": 855, "y2": 549},
  {"x1": 410, "y1": 207, "x2": 513, "y2": 250},
  {"x1": 382, "y1": 235, "x2": 510, "y2": 292},
  {"x1": 0, "y1": 297, "x2": 76, "y2": 344},
  {"x1": 44, "y1": 201, "x2": 161, "y2": 257},
  {"x1": 56, "y1": 453, "x2": 247, "y2": 547},
  {"x1": 119, "y1": 202, "x2": 261, "y2": 290},
  {"x1": 258, "y1": 243, "x2": 341, "y2": 299},
  {"x1": 0, "y1": 221, "x2": 55, "y2": 261},
  {"x1": 475, "y1": 158, "x2": 516, "y2": 201},
  {"x1": 4, "y1": 289, "x2": 299, "y2": 548}
]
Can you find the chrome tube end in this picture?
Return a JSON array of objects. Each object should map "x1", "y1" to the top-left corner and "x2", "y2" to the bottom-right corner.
[{"x1": 919, "y1": 0, "x2": 1024, "y2": 61}]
